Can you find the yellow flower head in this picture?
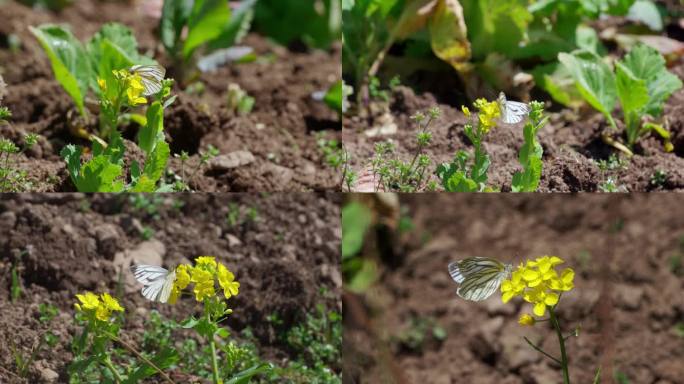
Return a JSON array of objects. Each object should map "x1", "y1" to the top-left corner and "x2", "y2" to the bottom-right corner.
[
  {"x1": 461, "y1": 105, "x2": 471, "y2": 117},
  {"x1": 190, "y1": 267, "x2": 215, "y2": 302},
  {"x1": 518, "y1": 314, "x2": 536, "y2": 326},
  {"x1": 126, "y1": 74, "x2": 147, "y2": 106},
  {"x1": 76, "y1": 292, "x2": 100, "y2": 310},
  {"x1": 501, "y1": 255, "x2": 574, "y2": 321},
  {"x1": 196, "y1": 256, "x2": 217, "y2": 269},
  {"x1": 473, "y1": 98, "x2": 501, "y2": 134},
  {"x1": 217, "y1": 263, "x2": 240, "y2": 299},
  {"x1": 100, "y1": 293, "x2": 124, "y2": 312}
]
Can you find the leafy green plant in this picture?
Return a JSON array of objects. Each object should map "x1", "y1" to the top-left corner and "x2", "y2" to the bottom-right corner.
[
  {"x1": 368, "y1": 75, "x2": 400, "y2": 102},
  {"x1": 160, "y1": 0, "x2": 256, "y2": 80},
  {"x1": 30, "y1": 23, "x2": 158, "y2": 120},
  {"x1": 559, "y1": 45, "x2": 682, "y2": 153},
  {"x1": 61, "y1": 78, "x2": 175, "y2": 192},
  {"x1": 437, "y1": 99, "x2": 500, "y2": 192},
  {"x1": 316, "y1": 134, "x2": 344, "y2": 169},
  {"x1": 371, "y1": 107, "x2": 441, "y2": 192},
  {"x1": 284, "y1": 304, "x2": 341, "y2": 375},
  {"x1": 650, "y1": 169, "x2": 667, "y2": 188},
  {"x1": 512, "y1": 101, "x2": 548, "y2": 192},
  {"x1": 69, "y1": 292, "x2": 177, "y2": 383}
]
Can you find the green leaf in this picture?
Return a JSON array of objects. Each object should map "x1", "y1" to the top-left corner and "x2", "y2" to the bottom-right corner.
[
  {"x1": 74, "y1": 155, "x2": 124, "y2": 192},
  {"x1": 183, "y1": 0, "x2": 232, "y2": 60},
  {"x1": 131, "y1": 141, "x2": 169, "y2": 192},
  {"x1": 207, "y1": 0, "x2": 257, "y2": 51},
  {"x1": 29, "y1": 25, "x2": 90, "y2": 116},
  {"x1": 137, "y1": 101, "x2": 164, "y2": 155},
  {"x1": 428, "y1": 0, "x2": 471, "y2": 72},
  {"x1": 226, "y1": 363, "x2": 272, "y2": 384},
  {"x1": 460, "y1": 0, "x2": 532, "y2": 60},
  {"x1": 323, "y1": 80, "x2": 343, "y2": 114},
  {"x1": 615, "y1": 62, "x2": 648, "y2": 115},
  {"x1": 619, "y1": 44, "x2": 682, "y2": 117},
  {"x1": 346, "y1": 257, "x2": 378, "y2": 292},
  {"x1": 61, "y1": 144, "x2": 83, "y2": 184},
  {"x1": 160, "y1": 0, "x2": 194, "y2": 55},
  {"x1": 558, "y1": 50, "x2": 617, "y2": 118},
  {"x1": 594, "y1": 367, "x2": 601, "y2": 384},
  {"x1": 342, "y1": 202, "x2": 372, "y2": 259},
  {"x1": 531, "y1": 62, "x2": 584, "y2": 108}
]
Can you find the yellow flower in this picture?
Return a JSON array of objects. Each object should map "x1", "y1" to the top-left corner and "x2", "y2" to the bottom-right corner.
[
  {"x1": 126, "y1": 74, "x2": 147, "y2": 106},
  {"x1": 168, "y1": 264, "x2": 192, "y2": 305},
  {"x1": 76, "y1": 292, "x2": 100, "y2": 310},
  {"x1": 461, "y1": 105, "x2": 471, "y2": 117},
  {"x1": 518, "y1": 314, "x2": 536, "y2": 326},
  {"x1": 196, "y1": 256, "x2": 217, "y2": 269},
  {"x1": 550, "y1": 268, "x2": 575, "y2": 291},
  {"x1": 97, "y1": 77, "x2": 107, "y2": 91},
  {"x1": 100, "y1": 293, "x2": 124, "y2": 312},
  {"x1": 190, "y1": 267, "x2": 215, "y2": 302},
  {"x1": 217, "y1": 263, "x2": 240, "y2": 299},
  {"x1": 193, "y1": 279, "x2": 215, "y2": 302},
  {"x1": 501, "y1": 268, "x2": 525, "y2": 303},
  {"x1": 473, "y1": 98, "x2": 501, "y2": 134}
]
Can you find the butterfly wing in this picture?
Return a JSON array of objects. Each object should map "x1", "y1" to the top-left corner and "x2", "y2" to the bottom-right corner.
[
  {"x1": 502, "y1": 100, "x2": 531, "y2": 124},
  {"x1": 130, "y1": 65, "x2": 165, "y2": 96},
  {"x1": 158, "y1": 270, "x2": 176, "y2": 303},
  {"x1": 130, "y1": 264, "x2": 171, "y2": 302},
  {"x1": 448, "y1": 257, "x2": 510, "y2": 301}
]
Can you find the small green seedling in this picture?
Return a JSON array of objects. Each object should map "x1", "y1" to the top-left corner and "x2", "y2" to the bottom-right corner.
[
  {"x1": 226, "y1": 83, "x2": 255, "y2": 116},
  {"x1": 174, "y1": 145, "x2": 220, "y2": 191},
  {"x1": 0, "y1": 86, "x2": 39, "y2": 192},
  {"x1": 560, "y1": 45, "x2": 682, "y2": 153},
  {"x1": 650, "y1": 169, "x2": 667, "y2": 188}
]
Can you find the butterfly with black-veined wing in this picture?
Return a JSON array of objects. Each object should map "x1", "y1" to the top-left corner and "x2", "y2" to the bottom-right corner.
[
  {"x1": 448, "y1": 257, "x2": 513, "y2": 301},
  {"x1": 497, "y1": 92, "x2": 531, "y2": 124},
  {"x1": 129, "y1": 64, "x2": 166, "y2": 96},
  {"x1": 130, "y1": 264, "x2": 176, "y2": 303}
]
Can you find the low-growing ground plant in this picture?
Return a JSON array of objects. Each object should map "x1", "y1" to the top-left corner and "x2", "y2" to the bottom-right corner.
[
  {"x1": 173, "y1": 145, "x2": 220, "y2": 191},
  {"x1": 226, "y1": 83, "x2": 255, "y2": 116},
  {"x1": 559, "y1": 45, "x2": 682, "y2": 154},
  {"x1": 371, "y1": 107, "x2": 441, "y2": 192}
]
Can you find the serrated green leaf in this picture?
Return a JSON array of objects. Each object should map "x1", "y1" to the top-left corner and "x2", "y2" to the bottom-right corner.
[
  {"x1": 531, "y1": 62, "x2": 584, "y2": 108},
  {"x1": 615, "y1": 62, "x2": 649, "y2": 115},
  {"x1": 74, "y1": 155, "x2": 124, "y2": 192},
  {"x1": 558, "y1": 50, "x2": 617, "y2": 118}
]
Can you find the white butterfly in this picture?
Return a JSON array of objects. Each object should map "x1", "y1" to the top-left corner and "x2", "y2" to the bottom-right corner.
[
  {"x1": 130, "y1": 264, "x2": 176, "y2": 303},
  {"x1": 498, "y1": 92, "x2": 530, "y2": 124},
  {"x1": 448, "y1": 257, "x2": 513, "y2": 301},
  {"x1": 129, "y1": 64, "x2": 166, "y2": 96}
]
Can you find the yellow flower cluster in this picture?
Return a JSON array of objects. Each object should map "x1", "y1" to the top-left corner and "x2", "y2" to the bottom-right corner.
[
  {"x1": 110, "y1": 70, "x2": 147, "y2": 106},
  {"x1": 75, "y1": 292, "x2": 124, "y2": 322},
  {"x1": 501, "y1": 256, "x2": 575, "y2": 318},
  {"x1": 168, "y1": 256, "x2": 240, "y2": 304},
  {"x1": 473, "y1": 98, "x2": 501, "y2": 133}
]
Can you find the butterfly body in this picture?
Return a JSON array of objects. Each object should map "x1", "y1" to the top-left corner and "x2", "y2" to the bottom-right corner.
[
  {"x1": 448, "y1": 257, "x2": 512, "y2": 301},
  {"x1": 497, "y1": 92, "x2": 530, "y2": 124},
  {"x1": 130, "y1": 264, "x2": 175, "y2": 303},
  {"x1": 129, "y1": 64, "x2": 165, "y2": 96}
]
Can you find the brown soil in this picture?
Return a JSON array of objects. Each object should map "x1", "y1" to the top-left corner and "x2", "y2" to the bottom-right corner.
[
  {"x1": 0, "y1": 193, "x2": 341, "y2": 383},
  {"x1": 0, "y1": 1, "x2": 341, "y2": 192},
  {"x1": 343, "y1": 66, "x2": 684, "y2": 192},
  {"x1": 343, "y1": 194, "x2": 684, "y2": 383}
]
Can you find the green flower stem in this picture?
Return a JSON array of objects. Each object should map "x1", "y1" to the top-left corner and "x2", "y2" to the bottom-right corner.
[
  {"x1": 102, "y1": 355, "x2": 123, "y2": 383},
  {"x1": 549, "y1": 307, "x2": 570, "y2": 384},
  {"x1": 208, "y1": 312, "x2": 222, "y2": 384}
]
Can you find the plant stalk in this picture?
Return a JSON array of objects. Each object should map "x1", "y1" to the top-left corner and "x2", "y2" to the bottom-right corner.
[
  {"x1": 209, "y1": 334, "x2": 221, "y2": 384},
  {"x1": 102, "y1": 356, "x2": 124, "y2": 383},
  {"x1": 550, "y1": 307, "x2": 570, "y2": 384}
]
